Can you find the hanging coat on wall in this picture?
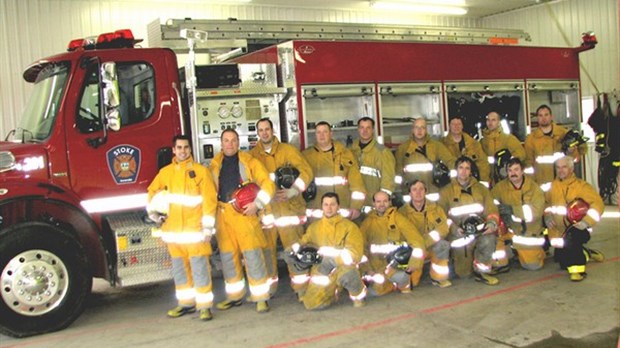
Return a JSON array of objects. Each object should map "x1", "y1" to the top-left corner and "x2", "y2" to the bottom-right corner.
[{"x1": 587, "y1": 93, "x2": 620, "y2": 203}]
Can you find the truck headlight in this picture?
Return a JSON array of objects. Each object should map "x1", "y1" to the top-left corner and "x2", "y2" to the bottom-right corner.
[{"x1": 0, "y1": 151, "x2": 16, "y2": 172}]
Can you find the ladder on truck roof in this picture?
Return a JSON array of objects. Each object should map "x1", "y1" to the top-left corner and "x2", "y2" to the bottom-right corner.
[{"x1": 147, "y1": 18, "x2": 530, "y2": 55}]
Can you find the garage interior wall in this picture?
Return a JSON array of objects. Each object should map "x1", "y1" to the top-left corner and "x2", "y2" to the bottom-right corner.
[{"x1": 0, "y1": 0, "x2": 617, "y2": 143}]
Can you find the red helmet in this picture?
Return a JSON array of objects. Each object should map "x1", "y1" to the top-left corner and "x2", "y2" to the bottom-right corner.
[
  {"x1": 567, "y1": 198, "x2": 589, "y2": 224},
  {"x1": 231, "y1": 182, "x2": 260, "y2": 213}
]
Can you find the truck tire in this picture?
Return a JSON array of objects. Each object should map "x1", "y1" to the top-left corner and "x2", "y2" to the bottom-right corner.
[{"x1": 0, "y1": 222, "x2": 92, "y2": 337}]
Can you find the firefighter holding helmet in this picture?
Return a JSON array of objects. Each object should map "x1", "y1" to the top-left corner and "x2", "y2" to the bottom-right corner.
[
  {"x1": 395, "y1": 118, "x2": 456, "y2": 202},
  {"x1": 398, "y1": 179, "x2": 452, "y2": 288},
  {"x1": 524, "y1": 105, "x2": 587, "y2": 191},
  {"x1": 209, "y1": 129, "x2": 275, "y2": 313},
  {"x1": 480, "y1": 111, "x2": 526, "y2": 187},
  {"x1": 303, "y1": 121, "x2": 366, "y2": 220},
  {"x1": 249, "y1": 117, "x2": 314, "y2": 299},
  {"x1": 438, "y1": 156, "x2": 501, "y2": 285},
  {"x1": 543, "y1": 156, "x2": 605, "y2": 281},
  {"x1": 146, "y1": 135, "x2": 218, "y2": 321},
  {"x1": 441, "y1": 116, "x2": 491, "y2": 186},
  {"x1": 360, "y1": 191, "x2": 426, "y2": 295},
  {"x1": 350, "y1": 117, "x2": 396, "y2": 216},
  {"x1": 286, "y1": 192, "x2": 367, "y2": 309},
  {"x1": 491, "y1": 158, "x2": 546, "y2": 271}
]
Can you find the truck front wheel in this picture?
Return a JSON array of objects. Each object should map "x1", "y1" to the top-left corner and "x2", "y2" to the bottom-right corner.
[{"x1": 0, "y1": 222, "x2": 92, "y2": 337}]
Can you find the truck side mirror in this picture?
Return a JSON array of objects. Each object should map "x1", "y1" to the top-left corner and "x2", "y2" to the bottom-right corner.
[{"x1": 101, "y1": 62, "x2": 121, "y2": 131}]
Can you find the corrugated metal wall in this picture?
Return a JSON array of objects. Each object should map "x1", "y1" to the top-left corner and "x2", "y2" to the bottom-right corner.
[
  {"x1": 482, "y1": 0, "x2": 619, "y2": 98},
  {"x1": 0, "y1": 0, "x2": 617, "y2": 138},
  {"x1": 0, "y1": 0, "x2": 480, "y2": 137}
]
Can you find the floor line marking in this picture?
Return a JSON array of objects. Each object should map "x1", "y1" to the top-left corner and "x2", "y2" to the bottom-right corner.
[{"x1": 268, "y1": 256, "x2": 620, "y2": 348}]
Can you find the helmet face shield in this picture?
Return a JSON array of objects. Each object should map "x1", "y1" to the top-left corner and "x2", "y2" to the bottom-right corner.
[
  {"x1": 387, "y1": 244, "x2": 413, "y2": 269},
  {"x1": 294, "y1": 246, "x2": 322, "y2": 270},
  {"x1": 461, "y1": 215, "x2": 486, "y2": 236},
  {"x1": 302, "y1": 180, "x2": 317, "y2": 202},
  {"x1": 494, "y1": 148, "x2": 512, "y2": 181},
  {"x1": 275, "y1": 166, "x2": 300, "y2": 189},
  {"x1": 561, "y1": 129, "x2": 589, "y2": 153},
  {"x1": 433, "y1": 161, "x2": 451, "y2": 188}
]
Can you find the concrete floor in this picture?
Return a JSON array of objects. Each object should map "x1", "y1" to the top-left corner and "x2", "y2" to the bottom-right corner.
[{"x1": 1, "y1": 207, "x2": 618, "y2": 348}]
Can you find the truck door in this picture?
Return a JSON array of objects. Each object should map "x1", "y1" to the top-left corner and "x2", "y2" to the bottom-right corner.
[{"x1": 64, "y1": 50, "x2": 180, "y2": 214}]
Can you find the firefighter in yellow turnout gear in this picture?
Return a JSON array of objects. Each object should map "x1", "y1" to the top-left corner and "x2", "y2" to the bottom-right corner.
[
  {"x1": 399, "y1": 180, "x2": 452, "y2": 288},
  {"x1": 524, "y1": 105, "x2": 586, "y2": 191},
  {"x1": 438, "y1": 156, "x2": 501, "y2": 285},
  {"x1": 147, "y1": 135, "x2": 217, "y2": 321},
  {"x1": 395, "y1": 118, "x2": 456, "y2": 202},
  {"x1": 442, "y1": 116, "x2": 491, "y2": 186},
  {"x1": 210, "y1": 129, "x2": 276, "y2": 313},
  {"x1": 287, "y1": 192, "x2": 367, "y2": 310},
  {"x1": 491, "y1": 158, "x2": 546, "y2": 271},
  {"x1": 544, "y1": 156, "x2": 605, "y2": 282},
  {"x1": 350, "y1": 117, "x2": 396, "y2": 215},
  {"x1": 303, "y1": 122, "x2": 366, "y2": 220},
  {"x1": 249, "y1": 118, "x2": 314, "y2": 298},
  {"x1": 360, "y1": 191, "x2": 426, "y2": 295},
  {"x1": 480, "y1": 111, "x2": 526, "y2": 186}
]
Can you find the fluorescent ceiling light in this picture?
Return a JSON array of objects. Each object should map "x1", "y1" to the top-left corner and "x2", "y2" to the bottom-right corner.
[
  {"x1": 370, "y1": 1, "x2": 468, "y2": 15},
  {"x1": 392, "y1": 0, "x2": 466, "y2": 5}
]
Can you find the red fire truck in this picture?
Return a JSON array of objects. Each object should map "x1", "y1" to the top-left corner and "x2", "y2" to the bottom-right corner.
[{"x1": 0, "y1": 21, "x2": 595, "y2": 337}]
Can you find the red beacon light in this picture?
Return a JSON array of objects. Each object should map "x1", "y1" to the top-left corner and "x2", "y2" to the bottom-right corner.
[
  {"x1": 67, "y1": 38, "x2": 85, "y2": 51},
  {"x1": 581, "y1": 31, "x2": 597, "y2": 46},
  {"x1": 96, "y1": 29, "x2": 141, "y2": 49},
  {"x1": 67, "y1": 29, "x2": 141, "y2": 51}
]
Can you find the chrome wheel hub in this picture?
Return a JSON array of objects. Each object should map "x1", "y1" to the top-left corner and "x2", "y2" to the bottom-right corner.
[{"x1": 1, "y1": 250, "x2": 69, "y2": 316}]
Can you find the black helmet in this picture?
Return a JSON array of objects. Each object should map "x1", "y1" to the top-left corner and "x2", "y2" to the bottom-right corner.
[
  {"x1": 561, "y1": 129, "x2": 589, "y2": 153},
  {"x1": 461, "y1": 215, "x2": 486, "y2": 236},
  {"x1": 275, "y1": 166, "x2": 300, "y2": 189},
  {"x1": 387, "y1": 244, "x2": 413, "y2": 270},
  {"x1": 302, "y1": 180, "x2": 317, "y2": 202},
  {"x1": 294, "y1": 246, "x2": 322, "y2": 270},
  {"x1": 432, "y1": 161, "x2": 451, "y2": 188},
  {"x1": 494, "y1": 148, "x2": 512, "y2": 181}
]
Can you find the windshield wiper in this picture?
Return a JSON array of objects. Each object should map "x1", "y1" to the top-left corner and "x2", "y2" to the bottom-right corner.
[{"x1": 4, "y1": 128, "x2": 35, "y2": 143}]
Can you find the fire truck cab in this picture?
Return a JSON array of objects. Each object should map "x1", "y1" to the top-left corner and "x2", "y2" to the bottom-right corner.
[{"x1": 0, "y1": 30, "x2": 184, "y2": 337}]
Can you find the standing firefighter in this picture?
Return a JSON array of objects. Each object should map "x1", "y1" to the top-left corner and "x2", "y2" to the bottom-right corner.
[
  {"x1": 544, "y1": 156, "x2": 605, "y2": 281},
  {"x1": 441, "y1": 116, "x2": 491, "y2": 186},
  {"x1": 438, "y1": 156, "x2": 501, "y2": 285},
  {"x1": 249, "y1": 118, "x2": 314, "y2": 298},
  {"x1": 524, "y1": 105, "x2": 586, "y2": 191},
  {"x1": 491, "y1": 158, "x2": 546, "y2": 271},
  {"x1": 480, "y1": 111, "x2": 526, "y2": 186},
  {"x1": 303, "y1": 121, "x2": 366, "y2": 220},
  {"x1": 399, "y1": 180, "x2": 452, "y2": 288},
  {"x1": 286, "y1": 192, "x2": 367, "y2": 309},
  {"x1": 350, "y1": 117, "x2": 396, "y2": 215},
  {"x1": 210, "y1": 129, "x2": 275, "y2": 313},
  {"x1": 395, "y1": 118, "x2": 456, "y2": 202},
  {"x1": 360, "y1": 191, "x2": 426, "y2": 295},
  {"x1": 147, "y1": 135, "x2": 218, "y2": 321}
]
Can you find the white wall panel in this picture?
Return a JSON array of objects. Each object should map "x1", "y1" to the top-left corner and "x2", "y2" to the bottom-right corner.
[
  {"x1": 482, "y1": 0, "x2": 619, "y2": 98},
  {"x1": 0, "y1": 0, "x2": 480, "y2": 137},
  {"x1": 482, "y1": 0, "x2": 619, "y2": 189}
]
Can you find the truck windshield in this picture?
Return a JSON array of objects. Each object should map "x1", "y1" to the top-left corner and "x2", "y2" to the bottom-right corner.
[{"x1": 16, "y1": 62, "x2": 70, "y2": 142}]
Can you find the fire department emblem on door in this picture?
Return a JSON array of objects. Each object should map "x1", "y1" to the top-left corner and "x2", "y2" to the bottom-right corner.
[{"x1": 106, "y1": 144, "x2": 141, "y2": 184}]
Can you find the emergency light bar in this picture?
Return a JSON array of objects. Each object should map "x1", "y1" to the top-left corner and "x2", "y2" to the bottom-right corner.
[{"x1": 67, "y1": 29, "x2": 142, "y2": 51}]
